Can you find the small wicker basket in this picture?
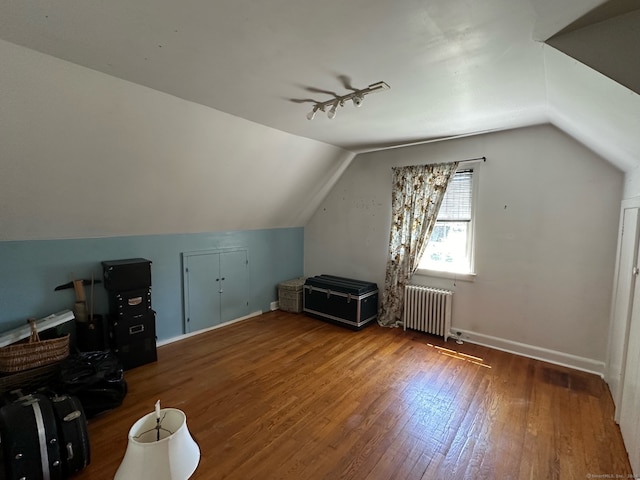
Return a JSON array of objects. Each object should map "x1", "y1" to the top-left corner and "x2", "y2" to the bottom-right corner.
[
  {"x1": 278, "y1": 277, "x2": 306, "y2": 313},
  {"x1": 0, "y1": 318, "x2": 70, "y2": 374}
]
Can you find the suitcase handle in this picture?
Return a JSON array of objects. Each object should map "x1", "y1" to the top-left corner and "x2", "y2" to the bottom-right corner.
[
  {"x1": 63, "y1": 410, "x2": 82, "y2": 422},
  {"x1": 130, "y1": 324, "x2": 145, "y2": 335},
  {"x1": 66, "y1": 442, "x2": 75, "y2": 461}
]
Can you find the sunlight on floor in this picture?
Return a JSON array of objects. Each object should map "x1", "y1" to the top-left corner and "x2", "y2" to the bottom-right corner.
[{"x1": 427, "y1": 343, "x2": 492, "y2": 368}]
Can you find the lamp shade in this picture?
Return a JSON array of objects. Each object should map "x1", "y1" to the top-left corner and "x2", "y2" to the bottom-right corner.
[{"x1": 115, "y1": 408, "x2": 200, "y2": 480}]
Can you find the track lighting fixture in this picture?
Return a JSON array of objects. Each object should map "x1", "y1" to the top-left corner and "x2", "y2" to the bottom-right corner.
[{"x1": 306, "y1": 81, "x2": 390, "y2": 120}]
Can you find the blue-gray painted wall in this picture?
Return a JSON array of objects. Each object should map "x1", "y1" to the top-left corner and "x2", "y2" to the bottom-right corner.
[{"x1": 0, "y1": 228, "x2": 303, "y2": 340}]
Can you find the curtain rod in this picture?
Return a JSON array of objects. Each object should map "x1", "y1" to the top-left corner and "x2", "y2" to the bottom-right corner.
[
  {"x1": 392, "y1": 156, "x2": 486, "y2": 170},
  {"x1": 458, "y1": 156, "x2": 486, "y2": 164}
]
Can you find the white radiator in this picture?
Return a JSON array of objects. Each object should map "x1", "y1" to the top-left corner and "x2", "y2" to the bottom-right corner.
[{"x1": 403, "y1": 285, "x2": 453, "y2": 341}]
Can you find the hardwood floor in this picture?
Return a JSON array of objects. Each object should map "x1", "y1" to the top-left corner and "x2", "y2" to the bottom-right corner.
[{"x1": 77, "y1": 311, "x2": 631, "y2": 479}]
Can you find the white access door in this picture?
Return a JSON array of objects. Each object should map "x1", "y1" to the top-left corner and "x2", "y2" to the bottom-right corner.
[
  {"x1": 609, "y1": 199, "x2": 640, "y2": 474},
  {"x1": 620, "y1": 290, "x2": 640, "y2": 473},
  {"x1": 608, "y1": 206, "x2": 640, "y2": 410}
]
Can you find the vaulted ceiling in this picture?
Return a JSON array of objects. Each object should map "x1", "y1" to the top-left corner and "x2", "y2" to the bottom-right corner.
[{"x1": 0, "y1": 0, "x2": 638, "y2": 170}]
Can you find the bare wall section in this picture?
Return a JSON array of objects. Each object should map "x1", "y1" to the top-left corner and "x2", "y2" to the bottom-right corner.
[
  {"x1": 305, "y1": 124, "x2": 623, "y2": 372},
  {"x1": 0, "y1": 39, "x2": 353, "y2": 241}
]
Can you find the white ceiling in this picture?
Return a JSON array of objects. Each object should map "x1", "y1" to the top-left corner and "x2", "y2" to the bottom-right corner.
[{"x1": 0, "y1": 0, "x2": 635, "y2": 156}]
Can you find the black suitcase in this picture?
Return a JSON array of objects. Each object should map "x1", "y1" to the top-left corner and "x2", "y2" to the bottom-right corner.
[
  {"x1": 303, "y1": 275, "x2": 379, "y2": 330},
  {"x1": 0, "y1": 393, "x2": 63, "y2": 480},
  {"x1": 50, "y1": 394, "x2": 91, "y2": 476},
  {"x1": 59, "y1": 351, "x2": 127, "y2": 418},
  {"x1": 102, "y1": 258, "x2": 152, "y2": 291}
]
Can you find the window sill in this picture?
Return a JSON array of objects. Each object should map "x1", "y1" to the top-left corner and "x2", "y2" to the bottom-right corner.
[{"x1": 414, "y1": 268, "x2": 476, "y2": 282}]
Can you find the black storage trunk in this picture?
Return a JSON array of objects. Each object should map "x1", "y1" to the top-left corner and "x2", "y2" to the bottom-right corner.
[
  {"x1": 303, "y1": 275, "x2": 378, "y2": 330},
  {"x1": 102, "y1": 258, "x2": 152, "y2": 291}
]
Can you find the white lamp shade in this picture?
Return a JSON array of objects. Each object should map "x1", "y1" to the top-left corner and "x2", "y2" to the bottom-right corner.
[{"x1": 115, "y1": 408, "x2": 200, "y2": 480}]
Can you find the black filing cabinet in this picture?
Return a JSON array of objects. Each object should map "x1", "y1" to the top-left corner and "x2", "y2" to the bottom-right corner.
[{"x1": 102, "y1": 258, "x2": 157, "y2": 370}]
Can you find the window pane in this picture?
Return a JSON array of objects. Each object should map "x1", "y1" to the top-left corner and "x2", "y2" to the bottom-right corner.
[
  {"x1": 421, "y1": 221, "x2": 470, "y2": 272},
  {"x1": 418, "y1": 168, "x2": 475, "y2": 275}
]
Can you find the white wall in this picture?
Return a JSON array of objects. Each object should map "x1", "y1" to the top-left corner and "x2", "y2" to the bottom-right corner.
[
  {"x1": 623, "y1": 166, "x2": 640, "y2": 200},
  {"x1": 305, "y1": 124, "x2": 623, "y2": 373},
  {"x1": 0, "y1": 39, "x2": 354, "y2": 241}
]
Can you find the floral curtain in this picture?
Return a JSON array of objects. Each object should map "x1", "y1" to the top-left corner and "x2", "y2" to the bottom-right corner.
[{"x1": 378, "y1": 162, "x2": 459, "y2": 327}]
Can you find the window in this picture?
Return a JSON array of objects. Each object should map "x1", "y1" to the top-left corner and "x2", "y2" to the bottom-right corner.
[{"x1": 418, "y1": 168, "x2": 476, "y2": 275}]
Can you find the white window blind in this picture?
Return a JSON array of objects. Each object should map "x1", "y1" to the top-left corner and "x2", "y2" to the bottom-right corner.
[{"x1": 437, "y1": 170, "x2": 473, "y2": 222}]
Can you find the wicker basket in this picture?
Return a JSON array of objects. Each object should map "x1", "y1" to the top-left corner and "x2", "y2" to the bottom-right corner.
[
  {"x1": 278, "y1": 277, "x2": 306, "y2": 313},
  {"x1": 0, "y1": 318, "x2": 70, "y2": 374},
  {"x1": 0, "y1": 362, "x2": 62, "y2": 394}
]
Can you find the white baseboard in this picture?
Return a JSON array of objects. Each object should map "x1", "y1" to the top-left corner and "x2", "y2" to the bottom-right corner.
[
  {"x1": 452, "y1": 327, "x2": 606, "y2": 377},
  {"x1": 156, "y1": 310, "x2": 263, "y2": 347}
]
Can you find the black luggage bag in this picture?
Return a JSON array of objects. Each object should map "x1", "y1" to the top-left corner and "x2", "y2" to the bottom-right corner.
[
  {"x1": 0, "y1": 393, "x2": 63, "y2": 480},
  {"x1": 59, "y1": 351, "x2": 127, "y2": 418},
  {"x1": 50, "y1": 394, "x2": 91, "y2": 477},
  {"x1": 303, "y1": 275, "x2": 378, "y2": 330}
]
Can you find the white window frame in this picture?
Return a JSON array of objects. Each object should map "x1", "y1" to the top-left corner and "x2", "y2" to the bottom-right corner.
[{"x1": 415, "y1": 163, "x2": 480, "y2": 282}]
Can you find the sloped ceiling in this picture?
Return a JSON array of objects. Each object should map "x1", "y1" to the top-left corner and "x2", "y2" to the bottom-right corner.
[
  {"x1": 542, "y1": 0, "x2": 640, "y2": 172},
  {"x1": 0, "y1": 0, "x2": 638, "y2": 169},
  {"x1": 545, "y1": 46, "x2": 640, "y2": 173},
  {"x1": 547, "y1": 0, "x2": 640, "y2": 96}
]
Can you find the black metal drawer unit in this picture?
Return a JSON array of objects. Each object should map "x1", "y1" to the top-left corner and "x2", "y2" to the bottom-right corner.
[
  {"x1": 303, "y1": 274, "x2": 378, "y2": 330},
  {"x1": 102, "y1": 258, "x2": 157, "y2": 370}
]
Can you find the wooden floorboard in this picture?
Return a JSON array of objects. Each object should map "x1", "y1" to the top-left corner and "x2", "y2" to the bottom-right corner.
[{"x1": 74, "y1": 311, "x2": 632, "y2": 479}]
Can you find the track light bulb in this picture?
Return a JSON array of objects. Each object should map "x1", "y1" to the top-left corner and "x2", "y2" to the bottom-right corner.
[
  {"x1": 352, "y1": 94, "x2": 364, "y2": 107},
  {"x1": 327, "y1": 102, "x2": 338, "y2": 119},
  {"x1": 307, "y1": 107, "x2": 318, "y2": 120}
]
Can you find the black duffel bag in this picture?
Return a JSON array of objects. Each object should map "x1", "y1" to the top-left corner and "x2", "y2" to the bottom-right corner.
[{"x1": 58, "y1": 351, "x2": 127, "y2": 418}]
